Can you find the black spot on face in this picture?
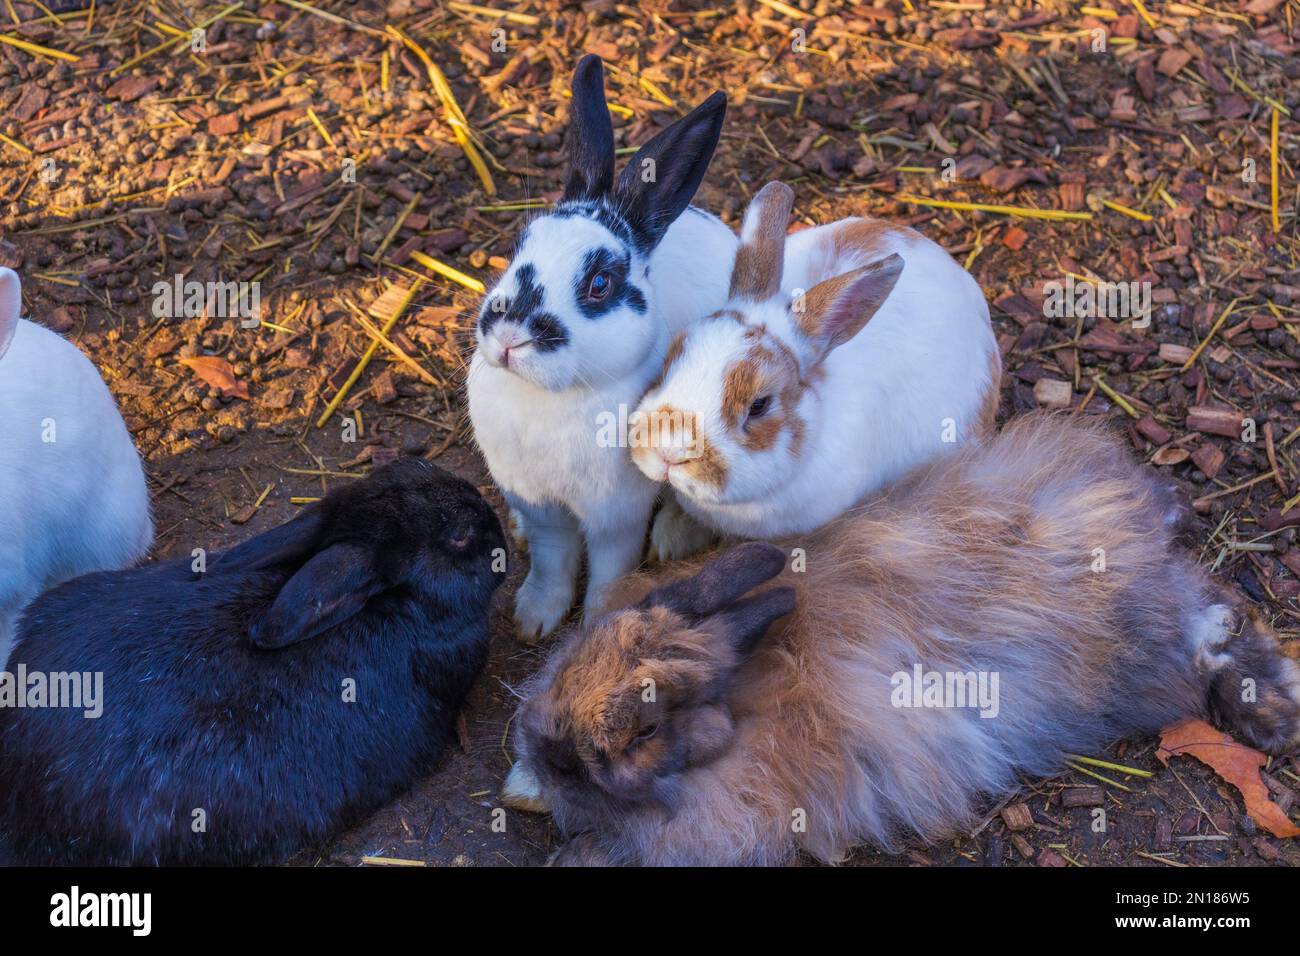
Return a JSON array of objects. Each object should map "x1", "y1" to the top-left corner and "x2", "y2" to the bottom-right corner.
[
  {"x1": 528, "y1": 312, "x2": 569, "y2": 352},
  {"x1": 479, "y1": 262, "x2": 569, "y2": 353},
  {"x1": 574, "y1": 246, "x2": 647, "y2": 319}
]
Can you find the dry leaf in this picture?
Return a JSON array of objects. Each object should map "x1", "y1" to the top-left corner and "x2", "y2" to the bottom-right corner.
[
  {"x1": 1157, "y1": 718, "x2": 1300, "y2": 838},
  {"x1": 179, "y1": 356, "x2": 250, "y2": 401}
]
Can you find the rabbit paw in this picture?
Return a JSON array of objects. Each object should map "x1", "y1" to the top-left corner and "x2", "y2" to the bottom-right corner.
[
  {"x1": 506, "y1": 506, "x2": 529, "y2": 553},
  {"x1": 648, "y1": 498, "x2": 716, "y2": 564},
  {"x1": 501, "y1": 761, "x2": 551, "y2": 814},
  {"x1": 547, "y1": 833, "x2": 615, "y2": 867},
  {"x1": 514, "y1": 572, "x2": 573, "y2": 644}
]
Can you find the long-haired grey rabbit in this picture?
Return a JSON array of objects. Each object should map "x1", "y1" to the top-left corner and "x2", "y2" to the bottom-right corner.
[{"x1": 508, "y1": 413, "x2": 1300, "y2": 865}]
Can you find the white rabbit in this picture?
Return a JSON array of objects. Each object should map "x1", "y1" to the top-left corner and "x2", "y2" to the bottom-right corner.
[
  {"x1": 0, "y1": 268, "x2": 153, "y2": 666},
  {"x1": 467, "y1": 55, "x2": 737, "y2": 641},
  {"x1": 629, "y1": 181, "x2": 1001, "y2": 541}
]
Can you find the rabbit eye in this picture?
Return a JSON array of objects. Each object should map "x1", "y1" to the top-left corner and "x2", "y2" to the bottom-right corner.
[
  {"x1": 587, "y1": 272, "x2": 612, "y2": 301},
  {"x1": 632, "y1": 722, "x2": 659, "y2": 744},
  {"x1": 747, "y1": 395, "x2": 772, "y2": 420}
]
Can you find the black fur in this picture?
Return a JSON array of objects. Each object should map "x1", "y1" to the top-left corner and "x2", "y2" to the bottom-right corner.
[
  {"x1": 479, "y1": 263, "x2": 570, "y2": 352},
  {"x1": 564, "y1": 54, "x2": 615, "y2": 201},
  {"x1": 610, "y1": 91, "x2": 727, "y2": 251},
  {"x1": 0, "y1": 459, "x2": 505, "y2": 865},
  {"x1": 559, "y1": 55, "x2": 727, "y2": 254}
]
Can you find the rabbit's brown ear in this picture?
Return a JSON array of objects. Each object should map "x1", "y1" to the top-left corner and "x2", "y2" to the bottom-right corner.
[
  {"x1": 639, "y1": 541, "x2": 787, "y2": 618},
  {"x1": 794, "y1": 253, "x2": 904, "y2": 363},
  {"x1": 249, "y1": 544, "x2": 382, "y2": 649},
  {"x1": 729, "y1": 182, "x2": 794, "y2": 301}
]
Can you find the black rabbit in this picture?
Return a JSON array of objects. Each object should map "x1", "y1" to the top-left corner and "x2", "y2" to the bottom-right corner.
[{"x1": 0, "y1": 458, "x2": 505, "y2": 865}]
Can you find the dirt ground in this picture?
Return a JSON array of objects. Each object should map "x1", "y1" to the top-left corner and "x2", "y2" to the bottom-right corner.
[{"x1": 2, "y1": 0, "x2": 1299, "y2": 866}]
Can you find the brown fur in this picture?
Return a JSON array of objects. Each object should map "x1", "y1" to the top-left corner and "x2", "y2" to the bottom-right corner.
[
  {"x1": 517, "y1": 413, "x2": 1300, "y2": 866},
  {"x1": 719, "y1": 340, "x2": 807, "y2": 457},
  {"x1": 728, "y1": 182, "x2": 794, "y2": 301},
  {"x1": 975, "y1": 346, "x2": 1004, "y2": 436},
  {"x1": 632, "y1": 405, "x2": 731, "y2": 492}
]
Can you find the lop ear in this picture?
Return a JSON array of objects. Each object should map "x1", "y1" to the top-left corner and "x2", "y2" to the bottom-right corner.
[
  {"x1": 563, "y1": 54, "x2": 615, "y2": 201},
  {"x1": 248, "y1": 543, "x2": 381, "y2": 650},
  {"x1": 216, "y1": 507, "x2": 324, "y2": 573},
  {"x1": 612, "y1": 91, "x2": 727, "y2": 251},
  {"x1": 794, "y1": 253, "x2": 904, "y2": 364},
  {"x1": 639, "y1": 541, "x2": 787, "y2": 618},
  {"x1": 729, "y1": 182, "x2": 794, "y2": 301},
  {"x1": 703, "y1": 586, "x2": 796, "y2": 655},
  {"x1": 0, "y1": 268, "x2": 21, "y2": 361}
]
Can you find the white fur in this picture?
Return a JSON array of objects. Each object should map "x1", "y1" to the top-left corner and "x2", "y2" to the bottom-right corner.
[
  {"x1": 468, "y1": 210, "x2": 737, "y2": 639},
  {"x1": 0, "y1": 268, "x2": 154, "y2": 666},
  {"x1": 632, "y1": 219, "x2": 999, "y2": 538}
]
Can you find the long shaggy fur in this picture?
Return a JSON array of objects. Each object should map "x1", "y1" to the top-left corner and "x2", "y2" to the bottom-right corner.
[{"x1": 515, "y1": 413, "x2": 1300, "y2": 865}]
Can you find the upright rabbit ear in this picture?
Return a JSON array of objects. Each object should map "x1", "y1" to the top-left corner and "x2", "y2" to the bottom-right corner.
[
  {"x1": 639, "y1": 541, "x2": 787, "y2": 618},
  {"x1": 729, "y1": 182, "x2": 794, "y2": 301},
  {"x1": 612, "y1": 90, "x2": 727, "y2": 251},
  {"x1": 793, "y1": 253, "x2": 904, "y2": 364},
  {"x1": 563, "y1": 54, "x2": 615, "y2": 201},
  {"x1": 0, "y1": 268, "x2": 22, "y2": 361},
  {"x1": 248, "y1": 543, "x2": 381, "y2": 649}
]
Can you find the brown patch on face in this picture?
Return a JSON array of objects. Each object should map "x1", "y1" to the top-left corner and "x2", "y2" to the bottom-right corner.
[
  {"x1": 729, "y1": 182, "x2": 794, "y2": 301},
  {"x1": 721, "y1": 340, "x2": 806, "y2": 455},
  {"x1": 686, "y1": 433, "x2": 730, "y2": 490},
  {"x1": 649, "y1": 332, "x2": 687, "y2": 392},
  {"x1": 633, "y1": 403, "x2": 730, "y2": 492}
]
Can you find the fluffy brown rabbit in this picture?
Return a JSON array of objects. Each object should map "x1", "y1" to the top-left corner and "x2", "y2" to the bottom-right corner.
[{"x1": 507, "y1": 412, "x2": 1300, "y2": 865}]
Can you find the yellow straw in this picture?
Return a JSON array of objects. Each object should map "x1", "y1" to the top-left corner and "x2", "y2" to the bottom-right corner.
[
  {"x1": 409, "y1": 249, "x2": 486, "y2": 294},
  {"x1": 1100, "y1": 199, "x2": 1153, "y2": 222},
  {"x1": 0, "y1": 31, "x2": 80, "y2": 61},
  {"x1": 1271, "y1": 108, "x2": 1281, "y2": 234},
  {"x1": 896, "y1": 195, "x2": 1092, "y2": 221}
]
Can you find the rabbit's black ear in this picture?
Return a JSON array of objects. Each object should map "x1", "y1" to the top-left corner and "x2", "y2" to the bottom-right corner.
[
  {"x1": 639, "y1": 542, "x2": 786, "y2": 618},
  {"x1": 218, "y1": 508, "x2": 324, "y2": 572},
  {"x1": 704, "y1": 586, "x2": 796, "y2": 656},
  {"x1": 564, "y1": 54, "x2": 615, "y2": 201},
  {"x1": 612, "y1": 91, "x2": 726, "y2": 250},
  {"x1": 249, "y1": 543, "x2": 381, "y2": 650}
]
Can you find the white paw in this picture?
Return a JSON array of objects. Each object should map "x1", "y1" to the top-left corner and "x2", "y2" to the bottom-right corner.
[
  {"x1": 513, "y1": 572, "x2": 573, "y2": 644},
  {"x1": 1189, "y1": 604, "x2": 1235, "y2": 669},
  {"x1": 581, "y1": 581, "x2": 617, "y2": 623},
  {"x1": 506, "y1": 506, "x2": 528, "y2": 553},
  {"x1": 648, "y1": 498, "x2": 716, "y2": 564},
  {"x1": 501, "y1": 761, "x2": 551, "y2": 814}
]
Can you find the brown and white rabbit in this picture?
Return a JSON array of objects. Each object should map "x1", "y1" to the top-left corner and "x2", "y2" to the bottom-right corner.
[
  {"x1": 629, "y1": 181, "x2": 1000, "y2": 553},
  {"x1": 507, "y1": 413, "x2": 1300, "y2": 865}
]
